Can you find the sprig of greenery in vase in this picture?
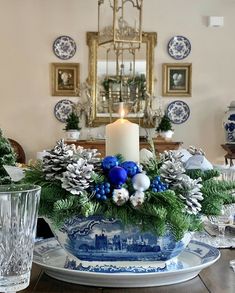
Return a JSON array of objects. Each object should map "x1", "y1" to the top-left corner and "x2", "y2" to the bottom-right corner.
[
  {"x1": 64, "y1": 111, "x2": 81, "y2": 131},
  {"x1": 156, "y1": 114, "x2": 173, "y2": 132}
]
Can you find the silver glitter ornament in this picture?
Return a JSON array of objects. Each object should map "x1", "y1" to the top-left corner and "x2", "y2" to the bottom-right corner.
[{"x1": 112, "y1": 188, "x2": 129, "y2": 206}]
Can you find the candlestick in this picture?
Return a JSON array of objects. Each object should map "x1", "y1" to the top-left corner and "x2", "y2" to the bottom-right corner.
[{"x1": 106, "y1": 118, "x2": 139, "y2": 162}]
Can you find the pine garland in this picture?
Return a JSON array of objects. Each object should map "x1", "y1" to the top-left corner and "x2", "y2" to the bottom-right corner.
[
  {"x1": 24, "y1": 161, "x2": 222, "y2": 239},
  {"x1": 186, "y1": 169, "x2": 220, "y2": 181},
  {"x1": 185, "y1": 169, "x2": 235, "y2": 215},
  {"x1": 23, "y1": 141, "x2": 235, "y2": 240},
  {"x1": 201, "y1": 179, "x2": 235, "y2": 215}
]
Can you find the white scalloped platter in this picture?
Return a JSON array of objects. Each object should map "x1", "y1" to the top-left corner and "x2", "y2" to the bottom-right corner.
[{"x1": 33, "y1": 238, "x2": 220, "y2": 288}]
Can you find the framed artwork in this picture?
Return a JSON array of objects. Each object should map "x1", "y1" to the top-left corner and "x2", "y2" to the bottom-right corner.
[
  {"x1": 162, "y1": 63, "x2": 192, "y2": 97},
  {"x1": 51, "y1": 63, "x2": 80, "y2": 96}
]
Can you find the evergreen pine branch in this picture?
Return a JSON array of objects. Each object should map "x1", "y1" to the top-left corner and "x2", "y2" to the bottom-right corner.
[
  {"x1": 201, "y1": 178, "x2": 235, "y2": 215},
  {"x1": 91, "y1": 172, "x2": 106, "y2": 184},
  {"x1": 167, "y1": 212, "x2": 190, "y2": 240},
  {"x1": 147, "y1": 190, "x2": 185, "y2": 211},
  {"x1": 187, "y1": 214, "x2": 203, "y2": 232},
  {"x1": 186, "y1": 169, "x2": 220, "y2": 181},
  {"x1": 142, "y1": 158, "x2": 160, "y2": 179},
  {"x1": 23, "y1": 161, "x2": 45, "y2": 184},
  {"x1": 23, "y1": 141, "x2": 235, "y2": 239},
  {"x1": 203, "y1": 178, "x2": 235, "y2": 192},
  {"x1": 139, "y1": 204, "x2": 167, "y2": 219},
  {"x1": 38, "y1": 183, "x2": 69, "y2": 217},
  {"x1": 54, "y1": 197, "x2": 77, "y2": 212},
  {"x1": 116, "y1": 153, "x2": 125, "y2": 163}
]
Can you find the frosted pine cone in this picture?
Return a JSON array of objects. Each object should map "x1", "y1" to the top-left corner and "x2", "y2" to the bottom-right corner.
[
  {"x1": 73, "y1": 146, "x2": 101, "y2": 168},
  {"x1": 176, "y1": 174, "x2": 203, "y2": 214},
  {"x1": 187, "y1": 146, "x2": 205, "y2": 156},
  {"x1": 160, "y1": 160, "x2": 185, "y2": 187},
  {"x1": 61, "y1": 159, "x2": 94, "y2": 195},
  {"x1": 160, "y1": 150, "x2": 183, "y2": 163},
  {"x1": 43, "y1": 139, "x2": 74, "y2": 181}
]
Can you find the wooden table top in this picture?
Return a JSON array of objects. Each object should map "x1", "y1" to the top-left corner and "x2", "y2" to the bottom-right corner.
[{"x1": 20, "y1": 249, "x2": 235, "y2": 293}]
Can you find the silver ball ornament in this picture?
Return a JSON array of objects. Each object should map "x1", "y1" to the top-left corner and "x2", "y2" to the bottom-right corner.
[
  {"x1": 130, "y1": 191, "x2": 145, "y2": 208},
  {"x1": 132, "y1": 173, "x2": 150, "y2": 191},
  {"x1": 112, "y1": 188, "x2": 129, "y2": 206}
]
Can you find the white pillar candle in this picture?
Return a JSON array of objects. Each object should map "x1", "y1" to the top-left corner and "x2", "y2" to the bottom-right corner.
[{"x1": 106, "y1": 118, "x2": 139, "y2": 162}]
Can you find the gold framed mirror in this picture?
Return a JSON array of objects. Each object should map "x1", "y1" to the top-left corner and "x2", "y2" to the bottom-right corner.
[{"x1": 86, "y1": 32, "x2": 157, "y2": 127}]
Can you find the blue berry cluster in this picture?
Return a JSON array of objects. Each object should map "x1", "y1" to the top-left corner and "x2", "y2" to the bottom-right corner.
[
  {"x1": 151, "y1": 176, "x2": 168, "y2": 193},
  {"x1": 94, "y1": 182, "x2": 111, "y2": 201}
]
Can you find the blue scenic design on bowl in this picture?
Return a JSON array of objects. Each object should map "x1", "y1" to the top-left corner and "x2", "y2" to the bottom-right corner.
[
  {"x1": 64, "y1": 257, "x2": 185, "y2": 273},
  {"x1": 50, "y1": 216, "x2": 192, "y2": 262}
]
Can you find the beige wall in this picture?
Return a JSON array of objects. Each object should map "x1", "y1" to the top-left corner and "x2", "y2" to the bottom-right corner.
[{"x1": 0, "y1": 0, "x2": 234, "y2": 163}]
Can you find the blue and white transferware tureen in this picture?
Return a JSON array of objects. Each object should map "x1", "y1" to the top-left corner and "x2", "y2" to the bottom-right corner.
[{"x1": 46, "y1": 216, "x2": 192, "y2": 271}]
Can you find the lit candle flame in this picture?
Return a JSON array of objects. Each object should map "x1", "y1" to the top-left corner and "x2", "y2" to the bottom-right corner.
[
  {"x1": 120, "y1": 109, "x2": 125, "y2": 119},
  {"x1": 119, "y1": 102, "x2": 125, "y2": 119}
]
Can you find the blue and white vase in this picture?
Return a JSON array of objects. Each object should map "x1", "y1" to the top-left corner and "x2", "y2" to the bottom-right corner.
[
  {"x1": 223, "y1": 101, "x2": 235, "y2": 143},
  {"x1": 45, "y1": 215, "x2": 192, "y2": 272}
]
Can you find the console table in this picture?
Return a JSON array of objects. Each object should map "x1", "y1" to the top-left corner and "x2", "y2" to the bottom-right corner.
[{"x1": 66, "y1": 139, "x2": 182, "y2": 157}]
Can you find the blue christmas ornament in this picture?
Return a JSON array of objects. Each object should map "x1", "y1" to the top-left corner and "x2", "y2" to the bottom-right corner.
[
  {"x1": 108, "y1": 166, "x2": 127, "y2": 188},
  {"x1": 101, "y1": 156, "x2": 119, "y2": 172},
  {"x1": 121, "y1": 161, "x2": 139, "y2": 177}
]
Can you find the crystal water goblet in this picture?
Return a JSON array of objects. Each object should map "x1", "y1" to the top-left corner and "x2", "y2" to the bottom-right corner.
[
  {"x1": 208, "y1": 205, "x2": 234, "y2": 247},
  {"x1": 214, "y1": 216, "x2": 230, "y2": 237},
  {"x1": 0, "y1": 184, "x2": 41, "y2": 293}
]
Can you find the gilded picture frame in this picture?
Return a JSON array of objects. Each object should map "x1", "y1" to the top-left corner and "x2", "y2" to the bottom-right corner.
[
  {"x1": 162, "y1": 63, "x2": 192, "y2": 97},
  {"x1": 51, "y1": 63, "x2": 80, "y2": 96}
]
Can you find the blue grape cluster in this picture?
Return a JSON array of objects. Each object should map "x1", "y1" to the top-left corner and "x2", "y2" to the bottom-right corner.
[
  {"x1": 94, "y1": 182, "x2": 111, "y2": 201},
  {"x1": 151, "y1": 176, "x2": 168, "y2": 192}
]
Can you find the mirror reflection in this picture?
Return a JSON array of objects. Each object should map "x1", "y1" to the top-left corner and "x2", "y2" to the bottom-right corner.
[{"x1": 86, "y1": 32, "x2": 157, "y2": 127}]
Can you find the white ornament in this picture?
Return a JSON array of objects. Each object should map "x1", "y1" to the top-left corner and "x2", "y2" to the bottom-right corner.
[
  {"x1": 139, "y1": 148, "x2": 154, "y2": 164},
  {"x1": 112, "y1": 188, "x2": 129, "y2": 206},
  {"x1": 130, "y1": 191, "x2": 145, "y2": 208},
  {"x1": 184, "y1": 155, "x2": 213, "y2": 171},
  {"x1": 132, "y1": 173, "x2": 150, "y2": 191},
  {"x1": 176, "y1": 148, "x2": 192, "y2": 163}
]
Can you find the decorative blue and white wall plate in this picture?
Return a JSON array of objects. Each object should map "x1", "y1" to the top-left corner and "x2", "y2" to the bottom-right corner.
[
  {"x1": 168, "y1": 36, "x2": 191, "y2": 60},
  {"x1": 167, "y1": 100, "x2": 190, "y2": 124},
  {"x1": 54, "y1": 99, "x2": 74, "y2": 122},
  {"x1": 53, "y1": 36, "x2": 76, "y2": 60},
  {"x1": 33, "y1": 238, "x2": 220, "y2": 287}
]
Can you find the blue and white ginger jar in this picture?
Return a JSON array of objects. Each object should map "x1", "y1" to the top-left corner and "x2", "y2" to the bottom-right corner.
[{"x1": 224, "y1": 101, "x2": 235, "y2": 143}]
